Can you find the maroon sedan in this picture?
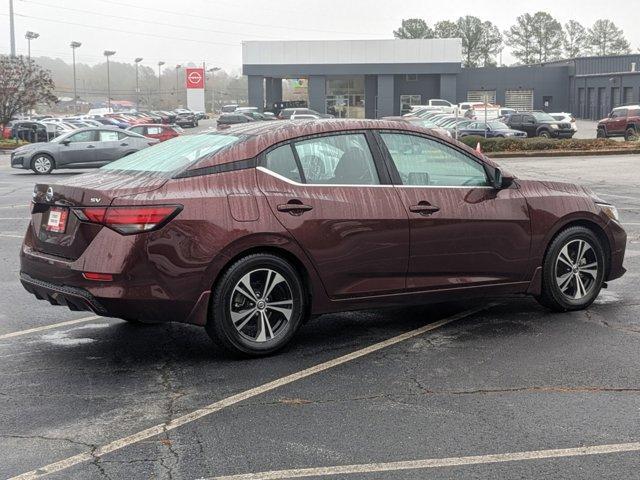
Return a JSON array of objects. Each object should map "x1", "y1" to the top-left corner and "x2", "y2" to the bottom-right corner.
[{"x1": 20, "y1": 120, "x2": 626, "y2": 356}]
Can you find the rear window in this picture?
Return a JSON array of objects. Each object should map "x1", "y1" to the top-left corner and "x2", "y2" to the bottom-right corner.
[{"x1": 101, "y1": 133, "x2": 240, "y2": 174}]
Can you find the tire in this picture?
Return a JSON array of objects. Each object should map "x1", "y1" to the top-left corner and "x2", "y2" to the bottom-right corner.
[
  {"x1": 538, "y1": 130, "x2": 552, "y2": 139},
  {"x1": 31, "y1": 154, "x2": 54, "y2": 174},
  {"x1": 596, "y1": 128, "x2": 606, "y2": 139},
  {"x1": 206, "y1": 253, "x2": 307, "y2": 357},
  {"x1": 624, "y1": 127, "x2": 638, "y2": 141},
  {"x1": 536, "y1": 226, "x2": 606, "y2": 312}
]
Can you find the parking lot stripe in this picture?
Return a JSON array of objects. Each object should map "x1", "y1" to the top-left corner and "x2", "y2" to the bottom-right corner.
[
  {"x1": 8, "y1": 304, "x2": 491, "y2": 480},
  {"x1": 207, "y1": 441, "x2": 640, "y2": 480},
  {"x1": 0, "y1": 234, "x2": 23, "y2": 238},
  {"x1": 0, "y1": 217, "x2": 31, "y2": 220},
  {"x1": 0, "y1": 316, "x2": 102, "y2": 340}
]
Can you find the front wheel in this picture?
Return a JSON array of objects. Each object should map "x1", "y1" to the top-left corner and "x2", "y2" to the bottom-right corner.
[
  {"x1": 538, "y1": 130, "x2": 552, "y2": 138},
  {"x1": 31, "y1": 154, "x2": 54, "y2": 174},
  {"x1": 624, "y1": 127, "x2": 638, "y2": 141},
  {"x1": 536, "y1": 226, "x2": 605, "y2": 312},
  {"x1": 207, "y1": 254, "x2": 307, "y2": 357}
]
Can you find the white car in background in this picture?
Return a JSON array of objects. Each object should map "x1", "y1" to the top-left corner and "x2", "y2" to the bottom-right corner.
[
  {"x1": 550, "y1": 112, "x2": 578, "y2": 132},
  {"x1": 290, "y1": 113, "x2": 321, "y2": 120}
]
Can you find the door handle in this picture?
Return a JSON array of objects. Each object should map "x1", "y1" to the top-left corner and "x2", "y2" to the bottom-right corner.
[
  {"x1": 277, "y1": 201, "x2": 313, "y2": 215},
  {"x1": 120, "y1": 143, "x2": 129, "y2": 146},
  {"x1": 409, "y1": 202, "x2": 440, "y2": 215},
  {"x1": 86, "y1": 145, "x2": 95, "y2": 149}
]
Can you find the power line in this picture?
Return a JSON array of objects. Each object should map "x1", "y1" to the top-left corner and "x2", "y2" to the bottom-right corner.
[{"x1": 13, "y1": 12, "x2": 241, "y2": 47}]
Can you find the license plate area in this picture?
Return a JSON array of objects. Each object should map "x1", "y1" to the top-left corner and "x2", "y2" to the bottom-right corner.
[{"x1": 46, "y1": 207, "x2": 69, "y2": 233}]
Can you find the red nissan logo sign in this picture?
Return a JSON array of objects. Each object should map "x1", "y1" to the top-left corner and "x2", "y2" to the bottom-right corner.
[{"x1": 185, "y1": 68, "x2": 205, "y2": 89}]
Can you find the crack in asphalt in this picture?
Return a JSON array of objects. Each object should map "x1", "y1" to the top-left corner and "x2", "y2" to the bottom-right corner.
[{"x1": 583, "y1": 310, "x2": 640, "y2": 336}]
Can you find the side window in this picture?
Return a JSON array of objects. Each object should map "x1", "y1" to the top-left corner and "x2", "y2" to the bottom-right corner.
[
  {"x1": 510, "y1": 115, "x2": 521, "y2": 123},
  {"x1": 117, "y1": 131, "x2": 130, "y2": 140},
  {"x1": 68, "y1": 130, "x2": 98, "y2": 142},
  {"x1": 99, "y1": 130, "x2": 119, "y2": 141},
  {"x1": 380, "y1": 133, "x2": 489, "y2": 187},
  {"x1": 147, "y1": 126, "x2": 162, "y2": 135},
  {"x1": 264, "y1": 144, "x2": 302, "y2": 183},
  {"x1": 293, "y1": 134, "x2": 380, "y2": 185},
  {"x1": 523, "y1": 115, "x2": 535, "y2": 123}
]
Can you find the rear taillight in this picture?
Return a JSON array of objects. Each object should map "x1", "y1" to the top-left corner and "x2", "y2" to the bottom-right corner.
[{"x1": 74, "y1": 205, "x2": 182, "y2": 235}]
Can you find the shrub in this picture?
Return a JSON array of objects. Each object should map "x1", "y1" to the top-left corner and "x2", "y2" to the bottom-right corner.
[{"x1": 458, "y1": 135, "x2": 632, "y2": 153}]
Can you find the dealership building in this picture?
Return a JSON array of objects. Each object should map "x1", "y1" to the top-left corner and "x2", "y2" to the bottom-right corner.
[{"x1": 242, "y1": 39, "x2": 640, "y2": 119}]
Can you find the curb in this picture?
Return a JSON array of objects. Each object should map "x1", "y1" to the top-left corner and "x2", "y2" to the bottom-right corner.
[{"x1": 487, "y1": 149, "x2": 640, "y2": 158}]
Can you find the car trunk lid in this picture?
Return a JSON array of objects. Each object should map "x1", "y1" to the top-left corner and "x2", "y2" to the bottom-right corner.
[{"x1": 31, "y1": 171, "x2": 168, "y2": 260}]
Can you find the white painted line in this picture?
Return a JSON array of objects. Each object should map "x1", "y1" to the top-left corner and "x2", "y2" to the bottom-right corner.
[
  {"x1": 0, "y1": 316, "x2": 102, "y2": 340},
  {"x1": 622, "y1": 223, "x2": 640, "y2": 226},
  {"x1": 8, "y1": 305, "x2": 491, "y2": 480},
  {"x1": 598, "y1": 192, "x2": 640, "y2": 201},
  {"x1": 0, "y1": 217, "x2": 30, "y2": 220},
  {"x1": 206, "y1": 441, "x2": 640, "y2": 480},
  {"x1": 0, "y1": 234, "x2": 23, "y2": 238},
  {"x1": 0, "y1": 204, "x2": 29, "y2": 209}
]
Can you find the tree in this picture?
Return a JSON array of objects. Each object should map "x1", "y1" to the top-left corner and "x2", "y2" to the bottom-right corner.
[
  {"x1": 393, "y1": 18, "x2": 433, "y2": 39},
  {"x1": 453, "y1": 16, "x2": 503, "y2": 68},
  {"x1": 563, "y1": 20, "x2": 587, "y2": 58},
  {"x1": 434, "y1": 20, "x2": 459, "y2": 39},
  {"x1": 0, "y1": 55, "x2": 57, "y2": 125},
  {"x1": 587, "y1": 19, "x2": 631, "y2": 56},
  {"x1": 505, "y1": 12, "x2": 564, "y2": 64}
]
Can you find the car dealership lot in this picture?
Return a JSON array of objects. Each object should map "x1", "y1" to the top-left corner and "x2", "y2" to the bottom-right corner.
[{"x1": 0, "y1": 152, "x2": 639, "y2": 479}]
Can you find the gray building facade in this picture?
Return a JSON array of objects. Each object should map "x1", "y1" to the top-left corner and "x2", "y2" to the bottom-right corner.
[{"x1": 243, "y1": 40, "x2": 640, "y2": 119}]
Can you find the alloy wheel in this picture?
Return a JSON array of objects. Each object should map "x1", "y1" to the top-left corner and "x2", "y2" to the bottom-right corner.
[
  {"x1": 555, "y1": 239, "x2": 598, "y2": 300},
  {"x1": 229, "y1": 268, "x2": 293, "y2": 343},
  {"x1": 33, "y1": 156, "x2": 52, "y2": 173}
]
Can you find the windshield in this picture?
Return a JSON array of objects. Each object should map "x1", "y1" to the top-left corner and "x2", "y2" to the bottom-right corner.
[
  {"x1": 101, "y1": 133, "x2": 240, "y2": 174},
  {"x1": 488, "y1": 121, "x2": 510, "y2": 130},
  {"x1": 531, "y1": 112, "x2": 556, "y2": 122}
]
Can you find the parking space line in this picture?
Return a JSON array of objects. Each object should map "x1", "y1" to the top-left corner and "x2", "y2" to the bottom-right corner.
[
  {"x1": 8, "y1": 304, "x2": 492, "y2": 480},
  {"x1": 207, "y1": 441, "x2": 640, "y2": 480},
  {"x1": 0, "y1": 234, "x2": 23, "y2": 238},
  {"x1": 0, "y1": 316, "x2": 102, "y2": 340},
  {"x1": 0, "y1": 217, "x2": 31, "y2": 220}
]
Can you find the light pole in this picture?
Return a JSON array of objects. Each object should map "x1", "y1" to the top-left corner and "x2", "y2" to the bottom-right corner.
[
  {"x1": 157, "y1": 61, "x2": 165, "y2": 109},
  {"x1": 134, "y1": 57, "x2": 143, "y2": 111},
  {"x1": 25, "y1": 31, "x2": 39, "y2": 60},
  {"x1": 207, "y1": 67, "x2": 220, "y2": 114},
  {"x1": 9, "y1": 0, "x2": 16, "y2": 56},
  {"x1": 103, "y1": 50, "x2": 116, "y2": 111},
  {"x1": 70, "y1": 41, "x2": 81, "y2": 113},
  {"x1": 175, "y1": 64, "x2": 181, "y2": 108}
]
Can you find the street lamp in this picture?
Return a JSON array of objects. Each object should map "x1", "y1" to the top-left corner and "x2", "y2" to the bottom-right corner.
[
  {"x1": 207, "y1": 67, "x2": 221, "y2": 114},
  {"x1": 134, "y1": 57, "x2": 142, "y2": 111},
  {"x1": 157, "y1": 61, "x2": 165, "y2": 108},
  {"x1": 70, "y1": 41, "x2": 81, "y2": 113},
  {"x1": 103, "y1": 50, "x2": 116, "y2": 111},
  {"x1": 175, "y1": 64, "x2": 181, "y2": 108},
  {"x1": 134, "y1": 57, "x2": 143, "y2": 111},
  {"x1": 25, "y1": 31, "x2": 39, "y2": 59}
]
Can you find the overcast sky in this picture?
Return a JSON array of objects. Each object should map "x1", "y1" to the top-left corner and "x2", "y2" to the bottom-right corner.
[{"x1": 3, "y1": 0, "x2": 639, "y2": 72}]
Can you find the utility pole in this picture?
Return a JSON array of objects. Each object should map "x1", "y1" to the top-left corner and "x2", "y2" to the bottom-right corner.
[
  {"x1": 103, "y1": 50, "x2": 116, "y2": 111},
  {"x1": 157, "y1": 61, "x2": 165, "y2": 109},
  {"x1": 175, "y1": 64, "x2": 181, "y2": 108},
  {"x1": 134, "y1": 58, "x2": 143, "y2": 111},
  {"x1": 25, "y1": 31, "x2": 39, "y2": 60},
  {"x1": 208, "y1": 67, "x2": 220, "y2": 114},
  {"x1": 9, "y1": 0, "x2": 16, "y2": 56},
  {"x1": 70, "y1": 41, "x2": 81, "y2": 113}
]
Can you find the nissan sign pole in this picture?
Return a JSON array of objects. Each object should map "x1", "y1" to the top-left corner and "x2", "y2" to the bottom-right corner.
[{"x1": 185, "y1": 67, "x2": 205, "y2": 112}]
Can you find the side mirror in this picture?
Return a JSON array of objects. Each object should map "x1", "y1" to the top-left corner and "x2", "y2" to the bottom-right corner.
[
  {"x1": 492, "y1": 167, "x2": 514, "y2": 189},
  {"x1": 61, "y1": 139, "x2": 71, "y2": 146}
]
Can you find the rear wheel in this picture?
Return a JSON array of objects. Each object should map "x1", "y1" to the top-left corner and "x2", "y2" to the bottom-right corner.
[
  {"x1": 536, "y1": 226, "x2": 605, "y2": 312},
  {"x1": 596, "y1": 128, "x2": 606, "y2": 139},
  {"x1": 31, "y1": 154, "x2": 54, "y2": 174},
  {"x1": 624, "y1": 127, "x2": 638, "y2": 141},
  {"x1": 207, "y1": 253, "x2": 306, "y2": 357}
]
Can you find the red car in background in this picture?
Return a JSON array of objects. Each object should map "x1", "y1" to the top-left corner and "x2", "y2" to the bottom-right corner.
[{"x1": 127, "y1": 124, "x2": 182, "y2": 142}]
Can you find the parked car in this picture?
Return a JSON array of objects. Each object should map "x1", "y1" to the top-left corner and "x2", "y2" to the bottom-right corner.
[
  {"x1": 217, "y1": 113, "x2": 255, "y2": 127},
  {"x1": 458, "y1": 121, "x2": 528, "y2": 138},
  {"x1": 221, "y1": 104, "x2": 239, "y2": 113},
  {"x1": 596, "y1": 106, "x2": 640, "y2": 141},
  {"x1": 93, "y1": 116, "x2": 129, "y2": 129},
  {"x1": 425, "y1": 99, "x2": 456, "y2": 113},
  {"x1": 8, "y1": 121, "x2": 49, "y2": 143},
  {"x1": 290, "y1": 114, "x2": 321, "y2": 120},
  {"x1": 194, "y1": 111, "x2": 209, "y2": 120},
  {"x1": 175, "y1": 112, "x2": 198, "y2": 128},
  {"x1": 550, "y1": 112, "x2": 578, "y2": 134},
  {"x1": 127, "y1": 124, "x2": 182, "y2": 142},
  {"x1": 505, "y1": 111, "x2": 575, "y2": 138},
  {"x1": 10, "y1": 127, "x2": 157, "y2": 174},
  {"x1": 241, "y1": 111, "x2": 276, "y2": 121},
  {"x1": 404, "y1": 106, "x2": 444, "y2": 117},
  {"x1": 278, "y1": 108, "x2": 333, "y2": 119},
  {"x1": 18, "y1": 120, "x2": 626, "y2": 356}
]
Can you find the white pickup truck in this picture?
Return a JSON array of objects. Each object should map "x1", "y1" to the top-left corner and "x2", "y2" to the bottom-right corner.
[{"x1": 410, "y1": 99, "x2": 457, "y2": 114}]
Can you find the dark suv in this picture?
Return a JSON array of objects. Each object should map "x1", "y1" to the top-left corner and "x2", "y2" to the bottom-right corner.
[
  {"x1": 597, "y1": 105, "x2": 640, "y2": 141},
  {"x1": 506, "y1": 111, "x2": 574, "y2": 138}
]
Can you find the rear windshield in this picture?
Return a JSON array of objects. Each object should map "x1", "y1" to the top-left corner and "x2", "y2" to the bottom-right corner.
[{"x1": 101, "y1": 133, "x2": 240, "y2": 174}]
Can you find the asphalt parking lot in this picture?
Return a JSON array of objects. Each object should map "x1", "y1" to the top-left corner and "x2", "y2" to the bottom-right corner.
[{"x1": 0, "y1": 150, "x2": 639, "y2": 479}]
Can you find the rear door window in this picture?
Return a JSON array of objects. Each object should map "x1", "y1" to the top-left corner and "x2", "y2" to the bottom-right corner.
[
  {"x1": 293, "y1": 134, "x2": 380, "y2": 185},
  {"x1": 264, "y1": 145, "x2": 302, "y2": 183},
  {"x1": 99, "y1": 130, "x2": 119, "y2": 141}
]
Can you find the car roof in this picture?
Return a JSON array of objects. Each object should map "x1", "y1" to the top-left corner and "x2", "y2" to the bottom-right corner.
[
  {"x1": 128, "y1": 123, "x2": 167, "y2": 127},
  {"x1": 187, "y1": 118, "x2": 498, "y2": 172}
]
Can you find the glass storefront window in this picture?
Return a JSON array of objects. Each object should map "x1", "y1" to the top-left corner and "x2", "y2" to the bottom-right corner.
[{"x1": 326, "y1": 76, "x2": 365, "y2": 118}]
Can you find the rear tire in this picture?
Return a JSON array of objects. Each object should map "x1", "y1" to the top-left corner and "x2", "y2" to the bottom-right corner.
[
  {"x1": 536, "y1": 226, "x2": 605, "y2": 312},
  {"x1": 206, "y1": 254, "x2": 307, "y2": 357},
  {"x1": 596, "y1": 128, "x2": 606, "y2": 139},
  {"x1": 31, "y1": 154, "x2": 54, "y2": 174}
]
